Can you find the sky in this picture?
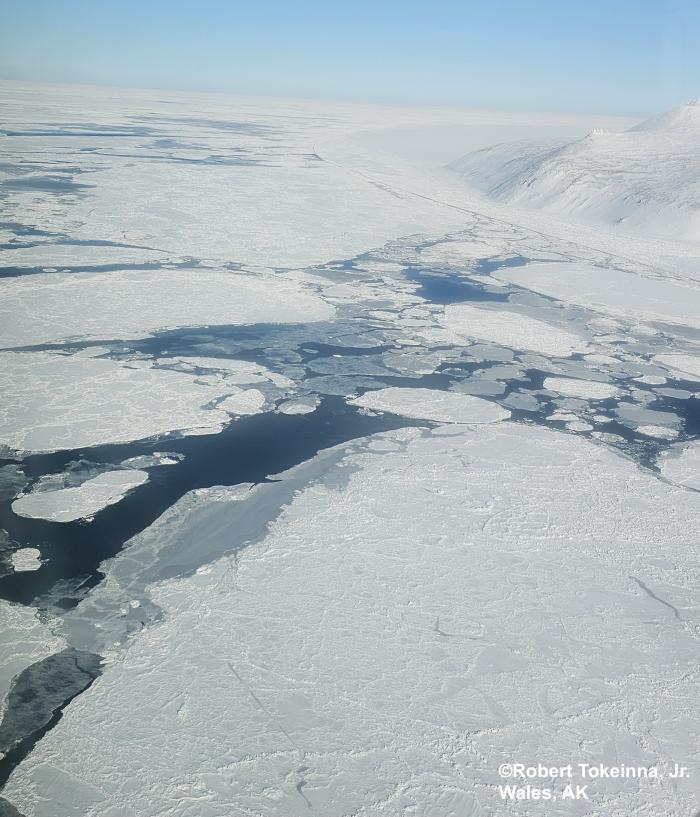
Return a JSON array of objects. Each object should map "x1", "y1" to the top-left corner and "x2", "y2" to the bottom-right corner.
[{"x1": 0, "y1": 0, "x2": 698, "y2": 115}]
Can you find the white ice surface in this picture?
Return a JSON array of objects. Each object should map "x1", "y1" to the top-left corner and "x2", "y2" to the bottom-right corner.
[
  {"x1": 652, "y1": 354, "x2": 700, "y2": 383},
  {"x1": 542, "y1": 376, "x2": 620, "y2": 400},
  {"x1": 0, "y1": 269, "x2": 334, "y2": 348},
  {"x1": 566, "y1": 420, "x2": 593, "y2": 432},
  {"x1": 493, "y1": 263, "x2": 700, "y2": 329},
  {"x1": 217, "y1": 389, "x2": 266, "y2": 416},
  {"x1": 0, "y1": 351, "x2": 267, "y2": 453},
  {"x1": 439, "y1": 304, "x2": 588, "y2": 357},
  {"x1": 350, "y1": 387, "x2": 510, "y2": 424},
  {"x1": 277, "y1": 400, "x2": 319, "y2": 415},
  {"x1": 5, "y1": 423, "x2": 699, "y2": 816},
  {"x1": 637, "y1": 425, "x2": 680, "y2": 440},
  {"x1": 660, "y1": 441, "x2": 700, "y2": 491},
  {"x1": 9, "y1": 548, "x2": 42, "y2": 572},
  {"x1": 12, "y1": 470, "x2": 149, "y2": 523},
  {"x1": 0, "y1": 244, "x2": 170, "y2": 269},
  {"x1": 120, "y1": 452, "x2": 183, "y2": 469}
]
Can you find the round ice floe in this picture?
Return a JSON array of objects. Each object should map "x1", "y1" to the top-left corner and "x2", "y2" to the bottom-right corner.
[
  {"x1": 218, "y1": 389, "x2": 266, "y2": 416},
  {"x1": 543, "y1": 376, "x2": 620, "y2": 400},
  {"x1": 11, "y1": 548, "x2": 42, "y2": 572},
  {"x1": 277, "y1": 400, "x2": 318, "y2": 415},
  {"x1": 349, "y1": 387, "x2": 510, "y2": 424}
]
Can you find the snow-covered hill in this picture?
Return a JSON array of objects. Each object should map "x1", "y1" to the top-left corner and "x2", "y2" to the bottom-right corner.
[{"x1": 449, "y1": 101, "x2": 700, "y2": 241}]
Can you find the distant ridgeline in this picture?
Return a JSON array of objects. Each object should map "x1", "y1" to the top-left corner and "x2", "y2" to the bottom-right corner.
[{"x1": 449, "y1": 101, "x2": 700, "y2": 242}]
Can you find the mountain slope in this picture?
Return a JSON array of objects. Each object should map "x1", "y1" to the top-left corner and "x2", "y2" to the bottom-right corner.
[{"x1": 449, "y1": 101, "x2": 700, "y2": 241}]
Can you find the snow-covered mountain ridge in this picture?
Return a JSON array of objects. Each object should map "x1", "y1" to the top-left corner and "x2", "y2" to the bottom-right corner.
[{"x1": 449, "y1": 101, "x2": 700, "y2": 241}]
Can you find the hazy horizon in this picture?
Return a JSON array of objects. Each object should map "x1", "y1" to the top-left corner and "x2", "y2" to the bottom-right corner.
[{"x1": 1, "y1": 0, "x2": 698, "y2": 117}]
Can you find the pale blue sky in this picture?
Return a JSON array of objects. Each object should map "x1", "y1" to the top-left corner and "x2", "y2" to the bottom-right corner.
[{"x1": 1, "y1": 0, "x2": 698, "y2": 115}]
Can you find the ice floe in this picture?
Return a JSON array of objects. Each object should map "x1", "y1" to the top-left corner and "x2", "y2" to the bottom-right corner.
[
  {"x1": 614, "y1": 402, "x2": 682, "y2": 435},
  {"x1": 439, "y1": 304, "x2": 588, "y2": 357},
  {"x1": 277, "y1": 399, "x2": 319, "y2": 415},
  {"x1": 494, "y1": 263, "x2": 700, "y2": 329},
  {"x1": 120, "y1": 452, "x2": 184, "y2": 469},
  {"x1": 652, "y1": 354, "x2": 700, "y2": 383},
  {"x1": 350, "y1": 387, "x2": 510, "y2": 423},
  {"x1": 12, "y1": 470, "x2": 149, "y2": 523},
  {"x1": 542, "y1": 376, "x2": 620, "y2": 400},
  {"x1": 217, "y1": 389, "x2": 266, "y2": 416},
  {"x1": 637, "y1": 425, "x2": 680, "y2": 440},
  {"x1": 9, "y1": 548, "x2": 42, "y2": 572},
  {"x1": 0, "y1": 351, "x2": 270, "y2": 453},
  {"x1": 0, "y1": 269, "x2": 335, "y2": 348}
]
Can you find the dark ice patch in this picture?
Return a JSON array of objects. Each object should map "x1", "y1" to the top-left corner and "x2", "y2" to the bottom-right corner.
[{"x1": 0, "y1": 649, "x2": 102, "y2": 786}]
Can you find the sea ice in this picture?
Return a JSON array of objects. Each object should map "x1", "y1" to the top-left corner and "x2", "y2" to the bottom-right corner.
[
  {"x1": 652, "y1": 354, "x2": 700, "y2": 383},
  {"x1": 0, "y1": 243, "x2": 169, "y2": 270},
  {"x1": 10, "y1": 548, "x2": 42, "y2": 572},
  {"x1": 614, "y1": 402, "x2": 682, "y2": 433},
  {"x1": 439, "y1": 304, "x2": 587, "y2": 357},
  {"x1": 494, "y1": 263, "x2": 700, "y2": 329},
  {"x1": 566, "y1": 420, "x2": 593, "y2": 432},
  {"x1": 217, "y1": 389, "x2": 266, "y2": 416},
  {"x1": 659, "y1": 441, "x2": 700, "y2": 491},
  {"x1": 277, "y1": 400, "x2": 319, "y2": 415},
  {"x1": 0, "y1": 269, "x2": 335, "y2": 348},
  {"x1": 415, "y1": 238, "x2": 506, "y2": 266},
  {"x1": 349, "y1": 387, "x2": 510, "y2": 424},
  {"x1": 0, "y1": 351, "x2": 268, "y2": 453},
  {"x1": 542, "y1": 376, "x2": 620, "y2": 400},
  {"x1": 12, "y1": 470, "x2": 149, "y2": 523},
  {"x1": 5, "y1": 423, "x2": 698, "y2": 817},
  {"x1": 637, "y1": 425, "x2": 679, "y2": 440},
  {"x1": 120, "y1": 452, "x2": 184, "y2": 469}
]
